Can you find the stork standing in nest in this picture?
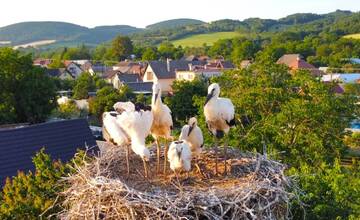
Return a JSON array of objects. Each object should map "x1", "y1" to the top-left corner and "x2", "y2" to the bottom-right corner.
[
  {"x1": 167, "y1": 140, "x2": 192, "y2": 180},
  {"x1": 151, "y1": 83, "x2": 173, "y2": 174},
  {"x1": 179, "y1": 117, "x2": 204, "y2": 174},
  {"x1": 103, "y1": 102, "x2": 153, "y2": 178},
  {"x1": 204, "y1": 83, "x2": 235, "y2": 175}
]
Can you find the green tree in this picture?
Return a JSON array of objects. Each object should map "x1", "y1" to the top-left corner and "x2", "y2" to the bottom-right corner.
[
  {"x1": 142, "y1": 47, "x2": 158, "y2": 61},
  {"x1": 164, "y1": 78, "x2": 207, "y2": 123},
  {"x1": 72, "y1": 73, "x2": 95, "y2": 99},
  {"x1": 158, "y1": 42, "x2": 183, "y2": 59},
  {"x1": 109, "y1": 35, "x2": 133, "y2": 61},
  {"x1": 89, "y1": 86, "x2": 133, "y2": 121},
  {"x1": 0, "y1": 48, "x2": 57, "y2": 124}
]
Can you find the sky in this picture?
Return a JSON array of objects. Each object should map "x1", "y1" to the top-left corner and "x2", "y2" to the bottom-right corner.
[{"x1": 0, "y1": 0, "x2": 359, "y2": 28}]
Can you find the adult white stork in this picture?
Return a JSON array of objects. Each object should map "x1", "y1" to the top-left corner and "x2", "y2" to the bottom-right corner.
[
  {"x1": 204, "y1": 83, "x2": 235, "y2": 175},
  {"x1": 167, "y1": 140, "x2": 192, "y2": 179},
  {"x1": 151, "y1": 83, "x2": 173, "y2": 174}
]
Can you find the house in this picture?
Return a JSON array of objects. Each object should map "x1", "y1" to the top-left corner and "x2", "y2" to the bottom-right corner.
[
  {"x1": 0, "y1": 119, "x2": 97, "y2": 185},
  {"x1": 33, "y1": 58, "x2": 53, "y2": 68},
  {"x1": 113, "y1": 61, "x2": 147, "y2": 78},
  {"x1": 277, "y1": 54, "x2": 323, "y2": 77},
  {"x1": 143, "y1": 60, "x2": 192, "y2": 93},
  {"x1": 82, "y1": 61, "x2": 111, "y2": 76},
  {"x1": 175, "y1": 59, "x2": 234, "y2": 81},
  {"x1": 126, "y1": 82, "x2": 153, "y2": 94},
  {"x1": 45, "y1": 68, "x2": 74, "y2": 80},
  {"x1": 64, "y1": 61, "x2": 84, "y2": 79}
]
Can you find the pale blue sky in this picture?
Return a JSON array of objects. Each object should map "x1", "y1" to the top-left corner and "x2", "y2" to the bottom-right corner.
[{"x1": 0, "y1": 0, "x2": 359, "y2": 28}]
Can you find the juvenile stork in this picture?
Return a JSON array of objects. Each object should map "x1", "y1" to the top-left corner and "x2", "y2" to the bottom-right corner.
[
  {"x1": 204, "y1": 83, "x2": 235, "y2": 175},
  {"x1": 179, "y1": 117, "x2": 204, "y2": 174},
  {"x1": 116, "y1": 106, "x2": 153, "y2": 178},
  {"x1": 103, "y1": 102, "x2": 153, "y2": 178},
  {"x1": 167, "y1": 140, "x2": 192, "y2": 179},
  {"x1": 151, "y1": 83, "x2": 173, "y2": 174}
]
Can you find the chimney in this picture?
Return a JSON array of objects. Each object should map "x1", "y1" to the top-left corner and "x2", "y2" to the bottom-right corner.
[
  {"x1": 188, "y1": 63, "x2": 193, "y2": 71},
  {"x1": 166, "y1": 58, "x2": 171, "y2": 72}
]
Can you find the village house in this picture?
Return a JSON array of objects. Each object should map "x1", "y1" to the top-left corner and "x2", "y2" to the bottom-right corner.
[
  {"x1": 113, "y1": 61, "x2": 147, "y2": 79},
  {"x1": 102, "y1": 69, "x2": 142, "y2": 90},
  {"x1": 33, "y1": 58, "x2": 53, "y2": 68},
  {"x1": 81, "y1": 61, "x2": 111, "y2": 76},
  {"x1": 277, "y1": 54, "x2": 324, "y2": 77},
  {"x1": 45, "y1": 68, "x2": 74, "y2": 80},
  {"x1": 175, "y1": 59, "x2": 234, "y2": 82},
  {"x1": 143, "y1": 60, "x2": 191, "y2": 93},
  {"x1": 64, "y1": 61, "x2": 84, "y2": 79}
]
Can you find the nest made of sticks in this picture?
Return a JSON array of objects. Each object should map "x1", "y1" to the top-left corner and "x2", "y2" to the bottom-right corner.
[{"x1": 57, "y1": 144, "x2": 301, "y2": 220}]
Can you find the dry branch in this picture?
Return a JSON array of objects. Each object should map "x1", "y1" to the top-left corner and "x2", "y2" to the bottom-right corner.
[{"x1": 57, "y1": 145, "x2": 301, "y2": 220}]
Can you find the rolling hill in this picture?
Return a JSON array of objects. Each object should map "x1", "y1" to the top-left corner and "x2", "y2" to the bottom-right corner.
[
  {"x1": 172, "y1": 32, "x2": 242, "y2": 47},
  {"x1": 0, "y1": 22, "x2": 142, "y2": 46},
  {"x1": 146, "y1": 19, "x2": 205, "y2": 30}
]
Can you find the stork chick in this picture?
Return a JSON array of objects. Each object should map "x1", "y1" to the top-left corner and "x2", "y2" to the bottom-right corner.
[
  {"x1": 179, "y1": 117, "x2": 204, "y2": 175},
  {"x1": 167, "y1": 140, "x2": 192, "y2": 180},
  {"x1": 151, "y1": 83, "x2": 173, "y2": 174},
  {"x1": 204, "y1": 83, "x2": 235, "y2": 175}
]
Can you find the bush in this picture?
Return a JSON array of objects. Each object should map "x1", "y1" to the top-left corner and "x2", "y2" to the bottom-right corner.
[{"x1": 289, "y1": 161, "x2": 360, "y2": 219}]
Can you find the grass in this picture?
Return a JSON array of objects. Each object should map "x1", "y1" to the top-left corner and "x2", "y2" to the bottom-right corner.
[
  {"x1": 343, "y1": 33, "x2": 360, "y2": 39},
  {"x1": 172, "y1": 32, "x2": 242, "y2": 47}
]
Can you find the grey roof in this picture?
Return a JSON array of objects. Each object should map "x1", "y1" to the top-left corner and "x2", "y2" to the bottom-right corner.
[
  {"x1": 0, "y1": 119, "x2": 97, "y2": 185},
  {"x1": 117, "y1": 73, "x2": 140, "y2": 83},
  {"x1": 45, "y1": 68, "x2": 61, "y2": 77},
  {"x1": 148, "y1": 60, "x2": 200, "y2": 79},
  {"x1": 125, "y1": 82, "x2": 153, "y2": 93}
]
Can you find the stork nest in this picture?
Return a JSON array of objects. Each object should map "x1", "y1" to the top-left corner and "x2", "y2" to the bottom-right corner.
[{"x1": 57, "y1": 144, "x2": 301, "y2": 219}]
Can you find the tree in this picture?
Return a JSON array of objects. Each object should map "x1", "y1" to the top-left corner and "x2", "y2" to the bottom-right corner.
[
  {"x1": 72, "y1": 73, "x2": 96, "y2": 99},
  {"x1": 89, "y1": 86, "x2": 133, "y2": 121},
  {"x1": 164, "y1": 78, "x2": 207, "y2": 123},
  {"x1": 109, "y1": 35, "x2": 133, "y2": 61},
  {"x1": 194, "y1": 64, "x2": 357, "y2": 168},
  {"x1": 0, "y1": 149, "x2": 68, "y2": 218},
  {"x1": 0, "y1": 48, "x2": 57, "y2": 124},
  {"x1": 142, "y1": 47, "x2": 158, "y2": 61},
  {"x1": 158, "y1": 42, "x2": 184, "y2": 59}
]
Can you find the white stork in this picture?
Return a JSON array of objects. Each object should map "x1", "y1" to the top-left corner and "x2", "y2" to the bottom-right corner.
[
  {"x1": 151, "y1": 83, "x2": 173, "y2": 174},
  {"x1": 103, "y1": 102, "x2": 153, "y2": 178},
  {"x1": 204, "y1": 83, "x2": 235, "y2": 175},
  {"x1": 179, "y1": 117, "x2": 204, "y2": 175},
  {"x1": 167, "y1": 140, "x2": 192, "y2": 179}
]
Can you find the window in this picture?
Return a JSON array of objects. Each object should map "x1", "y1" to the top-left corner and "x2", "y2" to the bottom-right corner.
[{"x1": 147, "y1": 72, "x2": 153, "y2": 80}]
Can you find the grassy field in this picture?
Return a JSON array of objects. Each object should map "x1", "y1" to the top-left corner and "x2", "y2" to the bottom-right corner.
[
  {"x1": 172, "y1": 32, "x2": 242, "y2": 47},
  {"x1": 343, "y1": 33, "x2": 360, "y2": 39}
]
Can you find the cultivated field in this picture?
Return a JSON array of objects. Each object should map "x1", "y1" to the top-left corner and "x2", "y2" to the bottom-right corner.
[
  {"x1": 13, "y1": 39, "x2": 56, "y2": 49},
  {"x1": 343, "y1": 33, "x2": 360, "y2": 39},
  {"x1": 172, "y1": 31, "x2": 242, "y2": 47}
]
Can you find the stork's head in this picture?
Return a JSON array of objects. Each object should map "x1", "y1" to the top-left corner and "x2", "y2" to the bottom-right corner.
[
  {"x1": 152, "y1": 83, "x2": 162, "y2": 105},
  {"x1": 174, "y1": 140, "x2": 185, "y2": 158},
  {"x1": 205, "y1": 83, "x2": 220, "y2": 105},
  {"x1": 187, "y1": 117, "x2": 197, "y2": 136}
]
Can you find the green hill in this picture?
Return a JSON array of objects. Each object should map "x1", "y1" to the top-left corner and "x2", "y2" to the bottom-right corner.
[
  {"x1": 172, "y1": 32, "x2": 242, "y2": 47},
  {"x1": 0, "y1": 22, "x2": 142, "y2": 46},
  {"x1": 146, "y1": 19, "x2": 205, "y2": 30}
]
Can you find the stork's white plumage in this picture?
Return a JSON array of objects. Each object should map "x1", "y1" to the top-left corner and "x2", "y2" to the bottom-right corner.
[
  {"x1": 204, "y1": 83, "x2": 235, "y2": 175},
  {"x1": 113, "y1": 101, "x2": 135, "y2": 113},
  {"x1": 179, "y1": 117, "x2": 204, "y2": 156},
  {"x1": 103, "y1": 101, "x2": 153, "y2": 177},
  {"x1": 102, "y1": 111, "x2": 130, "y2": 146},
  {"x1": 151, "y1": 83, "x2": 173, "y2": 174},
  {"x1": 167, "y1": 140, "x2": 192, "y2": 174}
]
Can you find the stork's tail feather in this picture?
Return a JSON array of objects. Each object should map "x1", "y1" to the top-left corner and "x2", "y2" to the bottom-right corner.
[
  {"x1": 226, "y1": 117, "x2": 236, "y2": 127},
  {"x1": 215, "y1": 130, "x2": 224, "y2": 139}
]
